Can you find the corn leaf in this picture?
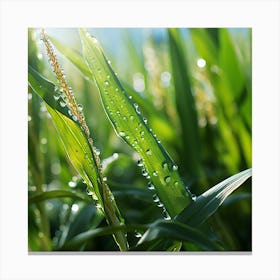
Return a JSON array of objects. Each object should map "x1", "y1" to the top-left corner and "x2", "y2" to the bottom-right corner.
[
  {"x1": 168, "y1": 28, "x2": 201, "y2": 177},
  {"x1": 80, "y1": 28, "x2": 192, "y2": 218},
  {"x1": 175, "y1": 168, "x2": 252, "y2": 226},
  {"x1": 28, "y1": 65, "x2": 103, "y2": 204},
  {"x1": 49, "y1": 34, "x2": 175, "y2": 142},
  {"x1": 136, "y1": 220, "x2": 221, "y2": 251}
]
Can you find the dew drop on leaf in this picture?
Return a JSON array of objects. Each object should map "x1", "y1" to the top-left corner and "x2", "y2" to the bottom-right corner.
[
  {"x1": 146, "y1": 149, "x2": 152, "y2": 156},
  {"x1": 162, "y1": 162, "x2": 168, "y2": 170},
  {"x1": 54, "y1": 93, "x2": 60, "y2": 101},
  {"x1": 78, "y1": 104, "x2": 83, "y2": 111},
  {"x1": 172, "y1": 165, "x2": 178, "y2": 171},
  {"x1": 119, "y1": 131, "x2": 126, "y2": 137},
  {"x1": 164, "y1": 176, "x2": 171, "y2": 183},
  {"x1": 152, "y1": 171, "x2": 158, "y2": 177},
  {"x1": 60, "y1": 101, "x2": 66, "y2": 107},
  {"x1": 104, "y1": 80, "x2": 110, "y2": 87},
  {"x1": 148, "y1": 182, "x2": 155, "y2": 190},
  {"x1": 163, "y1": 210, "x2": 171, "y2": 220},
  {"x1": 153, "y1": 194, "x2": 159, "y2": 202},
  {"x1": 72, "y1": 115, "x2": 78, "y2": 121}
]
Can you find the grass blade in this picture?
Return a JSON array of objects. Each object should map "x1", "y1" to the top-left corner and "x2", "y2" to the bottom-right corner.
[
  {"x1": 29, "y1": 190, "x2": 91, "y2": 204},
  {"x1": 168, "y1": 29, "x2": 201, "y2": 177},
  {"x1": 49, "y1": 35, "x2": 176, "y2": 143},
  {"x1": 175, "y1": 168, "x2": 252, "y2": 226},
  {"x1": 80, "y1": 28, "x2": 192, "y2": 218},
  {"x1": 136, "y1": 220, "x2": 221, "y2": 251},
  {"x1": 29, "y1": 57, "x2": 128, "y2": 251}
]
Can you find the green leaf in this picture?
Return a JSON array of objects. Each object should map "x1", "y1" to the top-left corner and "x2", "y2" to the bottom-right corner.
[
  {"x1": 49, "y1": 35, "x2": 175, "y2": 143},
  {"x1": 175, "y1": 169, "x2": 252, "y2": 226},
  {"x1": 168, "y1": 29, "x2": 201, "y2": 177},
  {"x1": 28, "y1": 66, "x2": 101, "y2": 200},
  {"x1": 60, "y1": 224, "x2": 148, "y2": 250},
  {"x1": 29, "y1": 190, "x2": 91, "y2": 204},
  {"x1": 136, "y1": 220, "x2": 221, "y2": 251},
  {"x1": 28, "y1": 65, "x2": 128, "y2": 251},
  {"x1": 190, "y1": 28, "x2": 219, "y2": 65},
  {"x1": 79, "y1": 28, "x2": 192, "y2": 218},
  {"x1": 48, "y1": 35, "x2": 92, "y2": 78}
]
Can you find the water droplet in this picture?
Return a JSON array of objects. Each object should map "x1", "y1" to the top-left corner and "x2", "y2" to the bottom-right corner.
[
  {"x1": 119, "y1": 131, "x2": 126, "y2": 137},
  {"x1": 172, "y1": 165, "x2": 178, "y2": 171},
  {"x1": 106, "y1": 74, "x2": 110, "y2": 79},
  {"x1": 191, "y1": 194, "x2": 197, "y2": 201},
  {"x1": 129, "y1": 115, "x2": 134, "y2": 120},
  {"x1": 143, "y1": 118, "x2": 147, "y2": 124},
  {"x1": 94, "y1": 148, "x2": 100, "y2": 156},
  {"x1": 137, "y1": 159, "x2": 143, "y2": 167},
  {"x1": 28, "y1": 115, "x2": 32, "y2": 122},
  {"x1": 54, "y1": 93, "x2": 60, "y2": 100},
  {"x1": 162, "y1": 162, "x2": 168, "y2": 170},
  {"x1": 146, "y1": 149, "x2": 152, "y2": 156},
  {"x1": 78, "y1": 104, "x2": 83, "y2": 111},
  {"x1": 148, "y1": 182, "x2": 155, "y2": 190},
  {"x1": 174, "y1": 181, "x2": 179, "y2": 187},
  {"x1": 156, "y1": 201, "x2": 164, "y2": 208},
  {"x1": 84, "y1": 153, "x2": 89, "y2": 159},
  {"x1": 123, "y1": 116, "x2": 127, "y2": 121},
  {"x1": 153, "y1": 194, "x2": 159, "y2": 202},
  {"x1": 152, "y1": 171, "x2": 158, "y2": 177},
  {"x1": 104, "y1": 80, "x2": 110, "y2": 87},
  {"x1": 125, "y1": 135, "x2": 130, "y2": 140},
  {"x1": 68, "y1": 110, "x2": 72, "y2": 116},
  {"x1": 163, "y1": 210, "x2": 171, "y2": 220},
  {"x1": 86, "y1": 187, "x2": 94, "y2": 195},
  {"x1": 72, "y1": 115, "x2": 78, "y2": 121},
  {"x1": 134, "y1": 231, "x2": 142, "y2": 238},
  {"x1": 140, "y1": 131, "x2": 144, "y2": 137},
  {"x1": 164, "y1": 176, "x2": 171, "y2": 183},
  {"x1": 142, "y1": 169, "x2": 148, "y2": 177},
  {"x1": 103, "y1": 176, "x2": 107, "y2": 182},
  {"x1": 60, "y1": 101, "x2": 66, "y2": 107}
]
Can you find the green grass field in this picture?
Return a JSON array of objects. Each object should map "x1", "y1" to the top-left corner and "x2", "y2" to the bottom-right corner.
[{"x1": 28, "y1": 28, "x2": 252, "y2": 251}]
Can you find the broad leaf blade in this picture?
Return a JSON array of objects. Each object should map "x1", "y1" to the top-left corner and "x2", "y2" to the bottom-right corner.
[
  {"x1": 80, "y1": 28, "x2": 192, "y2": 218},
  {"x1": 175, "y1": 169, "x2": 252, "y2": 226},
  {"x1": 28, "y1": 66, "x2": 102, "y2": 203}
]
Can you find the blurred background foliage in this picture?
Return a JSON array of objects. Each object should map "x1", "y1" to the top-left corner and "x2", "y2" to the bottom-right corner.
[{"x1": 28, "y1": 28, "x2": 251, "y2": 251}]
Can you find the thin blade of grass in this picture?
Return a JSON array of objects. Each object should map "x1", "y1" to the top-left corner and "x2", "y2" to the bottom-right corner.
[
  {"x1": 168, "y1": 29, "x2": 201, "y2": 177},
  {"x1": 175, "y1": 168, "x2": 252, "y2": 226},
  {"x1": 80, "y1": 28, "x2": 192, "y2": 218},
  {"x1": 29, "y1": 190, "x2": 91, "y2": 204}
]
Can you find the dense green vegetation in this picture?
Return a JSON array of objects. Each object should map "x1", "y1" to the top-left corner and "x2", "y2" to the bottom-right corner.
[{"x1": 28, "y1": 28, "x2": 251, "y2": 251}]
